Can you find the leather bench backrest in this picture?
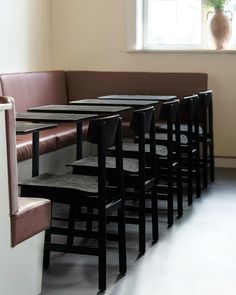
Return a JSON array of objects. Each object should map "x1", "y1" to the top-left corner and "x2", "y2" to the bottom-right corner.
[
  {"x1": 0, "y1": 96, "x2": 18, "y2": 215},
  {"x1": 0, "y1": 80, "x2": 3, "y2": 96},
  {"x1": 0, "y1": 71, "x2": 68, "y2": 112},
  {"x1": 66, "y1": 71, "x2": 208, "y2": 101}
]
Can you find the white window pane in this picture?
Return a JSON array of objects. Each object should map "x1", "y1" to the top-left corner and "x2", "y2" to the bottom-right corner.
[{"x1": 145, "y1": 0, "x2": 202, "y2": 47}]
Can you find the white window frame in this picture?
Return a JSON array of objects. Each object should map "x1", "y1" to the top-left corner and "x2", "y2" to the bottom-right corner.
[{"x1": 126, "y1": 0, "x2": 236, "y2": 51}]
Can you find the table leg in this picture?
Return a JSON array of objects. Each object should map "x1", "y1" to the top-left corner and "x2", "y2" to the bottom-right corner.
[
  {"x1": 76, "y1": 121, "x2": 83, "y2": 160},
  {"x1": 32, "y1": 132, "x2": 40, "y2": 177}
]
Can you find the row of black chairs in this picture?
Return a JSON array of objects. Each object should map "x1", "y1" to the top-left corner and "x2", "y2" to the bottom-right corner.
[{"x1": 19, "y1": 90, "x2": 214, "y2": 293}]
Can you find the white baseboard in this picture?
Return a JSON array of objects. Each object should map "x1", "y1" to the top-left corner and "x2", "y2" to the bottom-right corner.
[
  {"x1": 215, "y1": 157, "x2": 236, "y2": 168},
  {"x1": 17, "y1": 147, "x2": 236, "y2": 181},
  {"x1": 17, "y1": 142, "x2": 92, "y2": 182}
]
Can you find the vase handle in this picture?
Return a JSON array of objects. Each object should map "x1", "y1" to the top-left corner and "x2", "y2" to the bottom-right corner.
[
  {"x1": 225, "y1": 10, "x2": 233, "y2": 20},
  {"x1": 207, "y1": 11, "x2": 213, "y2": 20}
]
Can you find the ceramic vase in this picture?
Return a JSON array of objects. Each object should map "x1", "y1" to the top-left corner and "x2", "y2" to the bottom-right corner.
[{"x1": 210, "y1": 9, "x2": 232, "y2": 49}]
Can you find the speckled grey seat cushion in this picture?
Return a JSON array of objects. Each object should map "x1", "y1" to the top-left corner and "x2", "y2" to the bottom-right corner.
[
  {"x1": 71, "y1": 156, "x2": 139, "y2": 173},
  {"x1": 180, "y1": 124, "x2": 203, "y2": 135},
  {"x1": 21, "y1": 173, "x2": 99, "y2": 194},
  {"x1": 159, "y1": 124, "x2": 203, "y2": 135},
  {"x1": 122, "y1": 143, "x2": 168, "y2": 157},
  {"x1": 145, "y1": 133, "x2": 188, "y2": 144}
]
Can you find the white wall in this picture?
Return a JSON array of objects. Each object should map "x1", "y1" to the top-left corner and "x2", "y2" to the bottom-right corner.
[
  {"x1": 0, "y1": 0, "x2": 51, "y2": 73},
  {"x1": 50, "y1": 0, "x2": 236, "y2": 161}
]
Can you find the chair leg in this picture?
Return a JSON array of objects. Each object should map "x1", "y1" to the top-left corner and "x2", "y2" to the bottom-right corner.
[
  {"x1": 43, "y1": 202, "x2": 53, "y2": 268},
  {"x1": 203, "y1": 141, "x2": 208, "y2": 188},
  {"x1": 139, "y1": 187, "x2": 146, "y2": 254},
  {"x1": 67, "y1": 205, "x2": 75, "y2": 245},
  {"x1": 86, "y1": 206, "x2": 93, "y2": 232},
  {"x1": 43, "y1": 228, "x2": 51, "y2": 268},
  {"x1": 195, "y1": 151, "x2": 201, "y2": 199},
  {"x1": 167, "y1": 167, "x2": 174, "y2": 227},
  {"x1": 187, "y1": 151, "x2": 193, "y2": 206},
  {"x1": 210, "y1": 143, "x2": 215, "y2": 182},
  {"x1": 151, "y1": 186, "x2": 159, "y2": 243},
  {"x1": 118, "y1": 205, "x2": 127, "y2": 275},
  {"x1": 176, "y1": 167, "x2": 183, "y2": 218},
  {"x1": 98, "y1": 212, "x2": 107, "y2": 292}
]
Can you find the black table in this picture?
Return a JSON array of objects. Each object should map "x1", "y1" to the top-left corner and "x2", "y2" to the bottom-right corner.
[
  {"x1": 16, "y1": 122, "x2": 57, "y2": 177},
  {"x1": 16, "y1": 112, "x2": 97, "y2": 160},
  {"x1": 98, "y1": 94, "x2": 176, "y2": 102},
  {"x1": 28, "y1": 104, "x2": 131, "y2": 114},
  {"x1": 69, "y1": 99, "x2": 159, "y2": 108}
]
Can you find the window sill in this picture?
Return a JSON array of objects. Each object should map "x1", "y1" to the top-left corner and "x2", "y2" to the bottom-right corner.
[{"x1": 127, "y1": 48, "x2": 236, "y2": 53}]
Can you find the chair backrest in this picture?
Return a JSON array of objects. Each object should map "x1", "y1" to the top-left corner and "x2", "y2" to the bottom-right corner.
[
  {"x1": 0, "y1": 96, "x2": 18, "y2": 215},
  {"x1": 160, "y1": 99, "x2": 180, "y2": 123},
  {"x1": 87, "y1": 115, "x2": 124, "y2": 202},
  {"x1": 180, "y1": 95, "x2": 199, "y2": 137},
  {"x1": 158, "y1": 99, "x2": 181, "y2": 155},
  {"x1": 130, "y1": 106, "x2": 155, "y2": 134},
  {"x1": 87, "y1": 114, "x2": 120, "y2": 148},
  {"x1": 198, "y1": 90, "x2": 213, "y2": 136},
  {"x1": 181, "y1": 95, "x2": 199, "y2": 118},
  {"x1": 130, "y1": 106, "x2": 156, "y2": 179},
  {"x1": 198, "y1": 90, "x2": 212, "y2": 108},
  {"x1": 181, "y1": 94, "x2": 199, "y2": 124}
]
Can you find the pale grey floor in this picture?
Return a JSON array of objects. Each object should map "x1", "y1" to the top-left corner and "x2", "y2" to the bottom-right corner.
[{"x1": 41, "y1": 168, "x2": 236, "y2": 295}]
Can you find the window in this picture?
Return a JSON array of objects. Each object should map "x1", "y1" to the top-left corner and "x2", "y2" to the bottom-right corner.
[{"x1": 129, "y1": 0, "x2": 236, "y2": 50}]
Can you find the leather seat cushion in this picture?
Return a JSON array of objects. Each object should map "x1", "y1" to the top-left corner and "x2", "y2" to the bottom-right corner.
[
  {"x1": 16, "y1": 122, "x2": 90, "y2": 162},
  {"x1": 54, "y1": 123, "x2": 76, "y2": 149},
  {"x1": 11, "y1": 197, "x2": 51, "y2": 246},
  {"x1": 16, "y1": 129, "x2": 57, "y2": 162},
  {"x1": 55, "y1": 121, "x2": 89, "y2": 149}
]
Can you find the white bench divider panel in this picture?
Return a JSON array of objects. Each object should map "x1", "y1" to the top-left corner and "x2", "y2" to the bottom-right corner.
[{"x1": 0, "y1": 103, "x2": 45, "y2": 295}]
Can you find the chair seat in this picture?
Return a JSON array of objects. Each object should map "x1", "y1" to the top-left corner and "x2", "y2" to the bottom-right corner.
[
  {"x1": 180, "y1": 124, "x2": 203, "y2": 135},
  {"x1": 70, "y1": 156, "x2": 139, "y2": 173},
  {"x1": 159, "y1": 124, "x2": 203, "y2": 135},
  {"x1": 21, "y1": 173, "x2": 99, "y2": 194},
  {"x1": 12, "y1": 197, "x2": 51, "y2": 246},
  {"x1": 145, "y1": 133, "x2": 188, "y2": 144},
  {"x1": 122, "y1": 142, "x2": 168, "y2": 156}
]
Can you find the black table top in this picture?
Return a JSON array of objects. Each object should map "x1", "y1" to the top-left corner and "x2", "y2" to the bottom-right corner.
[
  {"x1": 98, "y1": 95, "x2": 176, "y2": 102},
  {"x1": 28, "y1": 104, "x2": 131, "y2": 114},
  {"x1": 16, "y1": 122, "x2": 57, "y2": 135},
  {"x1": 69, "y1": 99, "x2": 159, "y2": 107},
  {"x1": 16, "y1": 112, "x2": 97, "y2": 122}
]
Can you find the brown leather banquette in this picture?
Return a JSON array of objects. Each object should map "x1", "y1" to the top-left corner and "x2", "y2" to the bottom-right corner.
[
  {"x1": 66, "y1": 71, "x2": 208, "y2": 99},
  {"x1": 0, "y1": 71, "x2": 78, "y2": 162},
  {"x1": 66, "y1": 71, "x2": 208, "y2": 137},
  {"x1": 0, "y1": 71, "x2": 208, "y2": 162}
]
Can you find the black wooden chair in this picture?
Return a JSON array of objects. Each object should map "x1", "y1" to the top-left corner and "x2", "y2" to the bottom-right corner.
[
  {"x1": 20, "y1": 114, "x2": 126, "y2": 293},
  {"x1": 198, "y1": 90, "x2": 215, "y2": 188},
  {"x1": 130, "y1": 100, "x2": 182, "y2": 227},
  {"x1": 178, "y1": 95, "x2": 201, "y2": 204},
  {"x1": 151, "y1": 100, "x2": 183, "y2": 227},
  {"x1": 69, "y1": 107, "x2": 158, "y2": 255},
  {"x1": 157, "y1": 95, "x2": 201, "y2": 206}
]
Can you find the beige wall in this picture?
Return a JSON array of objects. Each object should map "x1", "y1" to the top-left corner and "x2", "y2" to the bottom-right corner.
[
  {"x1": 0, "y1": 0, "x2": 51, "y2": 73},
  {"x1": 50, "y1": 0, "x2": 236, "y2": 159},
  {"x1": 0, "y1": 0, "x2": 234, "y2": 159}
]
